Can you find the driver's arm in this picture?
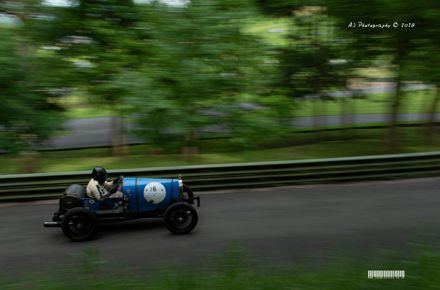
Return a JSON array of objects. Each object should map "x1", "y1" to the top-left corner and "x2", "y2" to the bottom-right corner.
[
  {"x1": 93, "y1": 184, "x2": 114, "y2": 201},
  {"x1": 103, "y1": 181, "x2": 113, "y2": 190},
  {"x1": 112, "y1": 176, "x2": 121, "y2": 184},
  {"x1": 104, "y1": 176, "x2": 121, "y2": 190},
  {"x1": 98, "y1": 186, "x2": 113, "y2": 201}
]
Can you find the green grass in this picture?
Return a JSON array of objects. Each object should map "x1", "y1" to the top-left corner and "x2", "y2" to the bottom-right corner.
[
  {"x1": 353, "y1": 67, "x2": 396, "y2": 78},
  {"x1": 49, "y1": 94, "x2": 116, "y2": 119},
  {"x1": 64, "y1": 107, "x2": 115, "y2": 119},
  {"x1": 55, "y1": 88, "x2": 438, "y2": 120},
  {"x1": 242, "y1": 17, "x2": 293, "y2": 47},
  {"x1": 1, "y1": 237, "x2": 439, "y2": 290},
  {"x1": 2, "y1": 126, "x2": 440, "y2": 174},
  {"x1": 294, "y1": 89, "x2": 438, "y2": 117}
]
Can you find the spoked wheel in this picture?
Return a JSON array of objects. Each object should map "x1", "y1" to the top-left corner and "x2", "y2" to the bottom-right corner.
[
  {"x1": 180, "y1": 184, "x2": 194, "y2": 204},
  {"x1": 61, "y1": 208, "x2": 98, "y2": 242},
  {"x1": 164, "y1": 203, "x2": 198, "y2": 235}
]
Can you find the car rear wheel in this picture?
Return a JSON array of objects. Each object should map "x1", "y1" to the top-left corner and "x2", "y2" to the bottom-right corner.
[
  {"x1": 164, "y1": 203, "x2": 198, "y2": 235},
  {"x1": 61, "y1": 208, "x2": 98, "y2": 242}
]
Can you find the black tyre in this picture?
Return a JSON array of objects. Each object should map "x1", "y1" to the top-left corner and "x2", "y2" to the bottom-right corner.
[
  {"x1": 181, "y1": 184, "x2": 194, "y2": 204},
  {"x1": 61, "y1": 208, "x2": 98, "y2": 242},
  {"x1": 164, "y1": 203, "x2": 198, "y2": 235}
]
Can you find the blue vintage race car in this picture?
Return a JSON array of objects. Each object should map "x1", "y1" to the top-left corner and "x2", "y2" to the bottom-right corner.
[{"x1": 44, "y1": 175, "x2": 200, "y2": 241}]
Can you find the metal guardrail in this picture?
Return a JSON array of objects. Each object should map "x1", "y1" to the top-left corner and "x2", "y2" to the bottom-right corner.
[{"x1": 1, "y1": 151, "x2": 440, "y2": 202}]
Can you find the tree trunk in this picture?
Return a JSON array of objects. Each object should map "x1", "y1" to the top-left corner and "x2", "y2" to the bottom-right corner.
[
  {"x1": 111, "y1": 116, "x2": 128, "y2": 156},
  {"x1": 182, "y1": 129, "x2": 199, "y2": 163},
  {"x1": 420, "y1": 89, "x2": 432, "y2": 123},
  {"x1": 321, "y1": 98, "x2": 328, "y2": 141},
  {"x1": 424, "y1": 86, "x2": 440, "y2": 149},
  {"x1": 19, "y1": 151, "x2": 39, "y2": 174},
  {"x1": 387, "y1": 79, "x2": 403, "y2": 153},
  {"x1": 351, "y1": 94, "x2": 356, "y2": 139},
  {"x1": 387, "y1": 39, "x2": 410, "y2": 153},
  {"x1": 420, "y1": 88, "x2": 432, "y2": 145},
  {"x1": 341, "y1": 94, "x2": 350, "y2": 140},
  {"x1": 313, "y1": 98, "x2": 320, "y2": 142}
]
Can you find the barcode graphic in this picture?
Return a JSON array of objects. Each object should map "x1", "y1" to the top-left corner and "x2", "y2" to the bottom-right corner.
[{"x1": 368, "y1": 270, "x2": 405, "y2": 279}]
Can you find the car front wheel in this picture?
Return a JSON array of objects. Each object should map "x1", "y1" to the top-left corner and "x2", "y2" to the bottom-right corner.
[{"x1": 164, "y1": 203, "x2": 198, "y2": 235}]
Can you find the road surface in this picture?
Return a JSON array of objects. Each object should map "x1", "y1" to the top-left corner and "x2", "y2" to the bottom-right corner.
[{"x1": 1, "y1": 177, "x2": 440, "y2": 274}]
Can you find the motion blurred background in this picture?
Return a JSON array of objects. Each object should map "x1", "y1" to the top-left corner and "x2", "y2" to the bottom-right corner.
[
  {"x1": 2, "y1": 2, "x2": 440, "y2": 289},
  {"x1": 1, "y1": 0, "x2": 440, "y2": 174}
]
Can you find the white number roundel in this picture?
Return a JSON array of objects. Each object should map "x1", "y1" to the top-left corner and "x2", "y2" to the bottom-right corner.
[{"x1": 143, "y1": 182, "x2": 166, "y2": 204}]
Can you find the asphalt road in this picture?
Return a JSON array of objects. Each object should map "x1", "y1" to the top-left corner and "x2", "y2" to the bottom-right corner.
[{"x1": 1, "y1": 177, "x2": 440, "y2": 274}]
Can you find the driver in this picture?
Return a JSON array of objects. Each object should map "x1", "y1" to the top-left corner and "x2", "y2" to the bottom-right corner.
[{"x1": 86, "y1": 166, "x2": 122, "y2": 201}]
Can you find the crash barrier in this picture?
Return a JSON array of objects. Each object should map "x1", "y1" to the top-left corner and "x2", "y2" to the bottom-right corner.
[{"x1": 1, "y1": 151, "x2": 440, "y2": 202}]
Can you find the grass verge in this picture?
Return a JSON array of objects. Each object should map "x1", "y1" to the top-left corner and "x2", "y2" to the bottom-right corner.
[
  {"x1": 1, "y1": 237, "x2": 439, "y2": 290},
  {"x1": 1, "y1": 126, "x2": 440, "y2": 174},
  {"x1": 294, "y1": 88, "x2": 438, "y2": 117},
  {"x1": 53, "y1": 87, "x2": 437, "y2": 120}
]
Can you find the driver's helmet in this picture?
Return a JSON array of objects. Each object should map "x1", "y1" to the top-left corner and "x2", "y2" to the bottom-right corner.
[{"x1": 92, "y1": 166, "x2": 107, "y2": 184}]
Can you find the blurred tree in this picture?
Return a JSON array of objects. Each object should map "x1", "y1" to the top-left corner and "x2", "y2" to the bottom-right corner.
[
  {"x1": 326, "y1": 0, "x2": 431, "y2": 152},
  {"x1": 32, "y1": 0, "x2": 150, "y2": 155},
  {"x1": 114, "y1": 0, "x2": 292, "y2": 158},
  {"x1": 0, "y1": 25, "x2": 65, "y2": 169},
  {"x1": 268, "y1": 4, "x2": 352, "y2": 141},
  {"x1": 256, "y1": 0, "x2": 323, "y2": 17},
  {"x1": 400, "y1": 1, "x2": 440, "y2": 147}
]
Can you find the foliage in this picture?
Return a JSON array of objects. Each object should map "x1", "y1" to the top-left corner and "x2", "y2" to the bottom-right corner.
[
  {"x1": 0, "y1": 23, "x2": 65, "y2": 153},
  {"x1": 256, "y1": 0, "x2": 324, "y2": 17},
  {"x1": 326, "y1": 0, "x2": 440, "y2": 150},
  {"x1": 32, "y1": 0, "x2": 149, "y2": 106},
  {"x1": 2, "y1": 0, "x2": 440, "y2": 155},
  {"x1": 114, "y1": 0, "x2": 292, "y2": 150}
]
